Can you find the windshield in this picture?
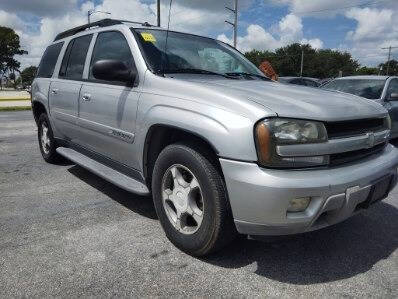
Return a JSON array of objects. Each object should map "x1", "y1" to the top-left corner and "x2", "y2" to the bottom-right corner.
[
  {"x1": 133, "y1": 29, "x2": 264, "y2": 78},
  {"x1": 322, "y1": 79, "x2": 386, "y2": 99}
]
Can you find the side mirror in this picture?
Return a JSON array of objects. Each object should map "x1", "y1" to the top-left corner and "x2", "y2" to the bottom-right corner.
[
  {"x1": 389, "y1": 93, "x2": 398, "y2": 101},
  {"x1": 92, "y1": 59, "x2": 137, "y2": 84}
]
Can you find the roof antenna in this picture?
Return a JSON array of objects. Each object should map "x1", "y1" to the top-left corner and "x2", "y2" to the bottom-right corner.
[{"x1": 161, "y1": 0, "x2": 173, "y2": 76}]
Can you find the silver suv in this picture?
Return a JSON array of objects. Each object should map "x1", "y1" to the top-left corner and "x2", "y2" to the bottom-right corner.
[{"x1": 32, "y1": 19, "x2": 398, "y2": 256}]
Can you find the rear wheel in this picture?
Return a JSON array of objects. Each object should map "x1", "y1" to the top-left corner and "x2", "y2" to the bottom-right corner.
[
  {"x1": 38, "y1": 113, "x2": 62, "y2": 163},
  {"x1": 152, "y1": 143, "x2": 237, "y2": 256}
]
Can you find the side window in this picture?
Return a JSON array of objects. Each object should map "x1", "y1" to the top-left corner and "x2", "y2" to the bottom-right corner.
[
  {"x1": 36, "y1": 42, "x2": 64, "y2": 78},
  {"x1": 387, "y1": 79, "x2": 398, "y2": 98},
  {"x1": 60, "y1": 34, "x2": 92, "y2": 80},
  {"x1": 59, "y1": 40, "x2": 73, "y2": 77},
  {"x1": 89, "y1": 31, "x2": 134, "y2": 80}
]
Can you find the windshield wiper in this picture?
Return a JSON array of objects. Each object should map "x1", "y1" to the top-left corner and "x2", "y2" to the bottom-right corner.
[
  {"x1": 163, "y1": 68, "x2": 236, "y2": 79},
  {"x1": 225, "y1": 72, "x2": 271, "y2": 81}
]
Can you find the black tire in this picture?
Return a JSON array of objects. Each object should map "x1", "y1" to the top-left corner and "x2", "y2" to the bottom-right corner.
[
  {"x1": 37, "y1": 113, "x2": 62, "y2": 163},
  {"x1": 152, "y1": 142, "x2": 237, "y2": 256}
]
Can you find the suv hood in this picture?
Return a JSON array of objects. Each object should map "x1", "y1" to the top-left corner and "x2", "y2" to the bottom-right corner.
[{"x1": 178, "y1": 76, "x2": 387, "y2": 122}]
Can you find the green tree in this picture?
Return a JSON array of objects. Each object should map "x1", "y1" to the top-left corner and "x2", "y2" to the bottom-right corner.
[
  {"x1": 0, "y1": 26, "x2": 27, "y2": 89},
  {"x1": 244, "y1": 43, "x2": 359, "y2": 79},
  {"x1": 20, "y1": 66, "x2": 38, "y2": 87}
]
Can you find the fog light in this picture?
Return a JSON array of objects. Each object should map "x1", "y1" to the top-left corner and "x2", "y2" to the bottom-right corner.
[{"x1": 287, "y1": 197, "x2": 311, "y2": 212}]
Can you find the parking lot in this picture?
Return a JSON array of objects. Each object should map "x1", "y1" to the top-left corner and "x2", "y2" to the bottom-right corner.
[{"x1": 0, "y1": 110, "x2": 397, "y2": 297}]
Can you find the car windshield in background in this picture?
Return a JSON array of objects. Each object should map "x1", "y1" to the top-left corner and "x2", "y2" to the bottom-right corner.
[
  {"x1": 133, "y1": 29, "x2": 264, "y2": 78},
  {"x1": 322, "y1": 79, "x2": 386, "y2": 100}
]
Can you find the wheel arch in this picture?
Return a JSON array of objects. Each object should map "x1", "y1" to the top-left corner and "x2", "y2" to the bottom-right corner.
[
  {"x1": 32, "y1": 101, "x2": 48, "y2": 124},
  {"x1": 143, "y1": 124, "x2": 222, "y2": 187}
]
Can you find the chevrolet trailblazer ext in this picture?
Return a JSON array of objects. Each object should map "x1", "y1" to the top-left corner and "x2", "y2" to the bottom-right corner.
[{"x1": 32, "y1": 19, "x2": 398, "y2": 256}]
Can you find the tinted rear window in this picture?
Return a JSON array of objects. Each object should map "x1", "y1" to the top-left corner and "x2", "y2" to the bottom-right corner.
[
  {"x1": 322, "y1": 79, "x2": 386, "y2": 99},
  {"x1": 36, "y1": 42, "x2": 64, "y2": 78},
  {"x1": 62, "y1": 34, "x2": 92, "y2": 80}
]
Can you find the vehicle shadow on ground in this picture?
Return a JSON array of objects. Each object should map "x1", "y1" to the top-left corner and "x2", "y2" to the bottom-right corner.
[
  {"x1": 67, "y1": 165, "x2": 157, "y2": 220},
  {"x1": 66, "y1": 164, "x2": 397, "y2": 285},
  {"x1": 204, "y1": 202, "x2": 398, "y2": 284}
]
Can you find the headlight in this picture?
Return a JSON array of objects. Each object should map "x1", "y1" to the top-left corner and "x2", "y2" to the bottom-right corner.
[{"x1": 255, "y1": 118, "x2": 328, "y2": 168}]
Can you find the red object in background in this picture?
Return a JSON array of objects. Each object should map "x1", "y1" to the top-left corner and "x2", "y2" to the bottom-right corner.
[{"x1": 259, "y1": 60, "x2": 278, "y2": 81}]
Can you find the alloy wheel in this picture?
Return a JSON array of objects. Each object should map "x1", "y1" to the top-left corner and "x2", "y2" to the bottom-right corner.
[{"x1": 161, "y1": 164, "x2": 204, "y2": 234}]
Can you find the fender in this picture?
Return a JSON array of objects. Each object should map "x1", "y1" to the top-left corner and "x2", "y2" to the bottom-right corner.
[{"x1": 132, "y1": 98, "x2": 259, "y2": 173}]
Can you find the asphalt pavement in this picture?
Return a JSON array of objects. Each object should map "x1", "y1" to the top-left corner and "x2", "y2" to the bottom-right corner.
[{"x1": 0, "y1": 111, "x2": 397, "y2": 297}]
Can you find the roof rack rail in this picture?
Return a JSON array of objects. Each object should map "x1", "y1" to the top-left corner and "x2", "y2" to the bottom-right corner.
[
  {"x1": 53, "y1": 18, "x2": 154, "y2": 42},
  {"x1": 111, "y1": 19, "x2": 154, "y2": 27},
  {"x1": 54, "y1": 19, "x2": 121, "y2": 41}
]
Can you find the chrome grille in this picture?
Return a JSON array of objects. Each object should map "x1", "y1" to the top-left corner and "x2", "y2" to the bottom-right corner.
[
  {"x1": 329, "y1": 142, "x2": 387, "y2": 166},
  {"x1": 325, "y1": 118, "x2": 387, "y2": 139}
]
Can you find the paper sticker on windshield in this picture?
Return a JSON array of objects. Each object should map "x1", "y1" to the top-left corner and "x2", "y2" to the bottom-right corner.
[{"x1": 141, "y1": 32, "x2": 156, "y2": 43}]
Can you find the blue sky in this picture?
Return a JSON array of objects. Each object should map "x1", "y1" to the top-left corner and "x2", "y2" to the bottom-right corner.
[{"x1": 0, "y1": 0, "x2": 397, "y2": 69}]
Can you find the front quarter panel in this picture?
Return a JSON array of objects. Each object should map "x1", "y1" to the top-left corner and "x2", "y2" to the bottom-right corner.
[{"x1": 133, "y1": 92, "x2": 259, "y2": 172}]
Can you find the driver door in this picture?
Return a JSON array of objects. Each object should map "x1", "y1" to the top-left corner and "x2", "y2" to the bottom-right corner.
[{"x1": 76, "y1": 30, "x2": 140, "y2": 167}]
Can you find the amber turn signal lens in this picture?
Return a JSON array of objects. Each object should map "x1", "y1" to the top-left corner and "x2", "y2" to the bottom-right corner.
[{"x1": 255, "y1": 122, "x2": 271, "y2": 164}]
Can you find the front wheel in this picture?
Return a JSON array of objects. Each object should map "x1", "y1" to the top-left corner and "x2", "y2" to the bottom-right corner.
[
  {"x1": 38, "y1": 113, "x2": 62, "y2": 163},
  {"x1": 152, "y1": 143, "x2": 237, "y2": 256}
]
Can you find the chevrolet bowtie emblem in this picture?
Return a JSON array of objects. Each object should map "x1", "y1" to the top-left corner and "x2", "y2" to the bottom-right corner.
[{"x1": 365, "y1": 132, "x2": 375, "y2": 148}]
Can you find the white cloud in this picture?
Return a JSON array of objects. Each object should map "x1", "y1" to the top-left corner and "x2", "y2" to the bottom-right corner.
[
  {"x1": 301, "y1": 38, "x2": 323, "y2": 50},
  {"x1": 0, "y1": 0, "x2": 77, "y2": 18},
  {"x1": 345, "y1": 8, "x2": 395, "y2": 42},
  {"x1": 1, "y1": 0, "x2": 238, "y2": 70},
  {"x1": 218, "y1": 13, "x2": 323, "y2": 53},
  {"x1": 0, "y1": 0, "x2": 158, "y2": 70},
  {"x1": 271, "y1": 0, "x2": 371, "y2": 17},
  {"x1": 218, "y1": 24, "x2": 281, "y2": 53},
  {"x1": 344, "y1": 7, "x2": 398, "y2": 66},
  {"x1": 2, "y1": 0, "x2": 395, "y2": 70},
  {"x1": 0, "y1": 10, "x2": 24, "y2": 31}
]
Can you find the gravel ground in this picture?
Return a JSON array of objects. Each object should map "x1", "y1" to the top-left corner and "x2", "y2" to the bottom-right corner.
[{"x1": 0, "y1": 111, "x2": 397, "y2": 297}]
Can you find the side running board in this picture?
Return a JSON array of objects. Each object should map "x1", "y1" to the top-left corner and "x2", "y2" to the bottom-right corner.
[{"x1": 56, "y1": 147, "x2": 150, "y2": 195}]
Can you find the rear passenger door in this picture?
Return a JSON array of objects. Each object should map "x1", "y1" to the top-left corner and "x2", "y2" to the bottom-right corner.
[
  {"x1": 77, "y1": 30, "x2": 140, "y2": 167},
  {"x1": 49, "y1": 34, "x2": 93, "y2": 141}
]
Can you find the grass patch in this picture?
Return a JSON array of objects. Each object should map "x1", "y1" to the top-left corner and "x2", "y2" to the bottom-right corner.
[
  {"x1": 0, "y1": 98, "x2": 30, "y2": 102},
  {"x1": 0, "y1": 106, "x2": 31, "y2": 112}
]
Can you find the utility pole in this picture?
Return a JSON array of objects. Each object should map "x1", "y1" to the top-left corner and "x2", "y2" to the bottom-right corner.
[
  {"x1": 87, "y1": 10, "x2": 111, "y2": 24},
  {"x1": 300, "y1": 49, "x2": 304, "y2": 77},
  {"x1": 157, "y1": 0, "x2": 161, "y2": 27},
  {"x1": 381, "y1": 46, "x2": 398, "y2": 75},
  {"x1": 225, "y1": 0, "x2": 238, "y2": 48}
]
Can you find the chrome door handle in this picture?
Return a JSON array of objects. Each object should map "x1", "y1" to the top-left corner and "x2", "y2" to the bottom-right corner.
[
  {"x1": 51, "y1": 89, "x2": 59, "y2": 94},
  {"x1": 81, "y1": 94, "x2": 91, "y2": 101}
]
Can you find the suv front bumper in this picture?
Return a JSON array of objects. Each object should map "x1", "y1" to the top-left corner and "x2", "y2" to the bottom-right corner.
[{"x1": 220, "y1": 143, "x2": 398, "y2": 235}]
